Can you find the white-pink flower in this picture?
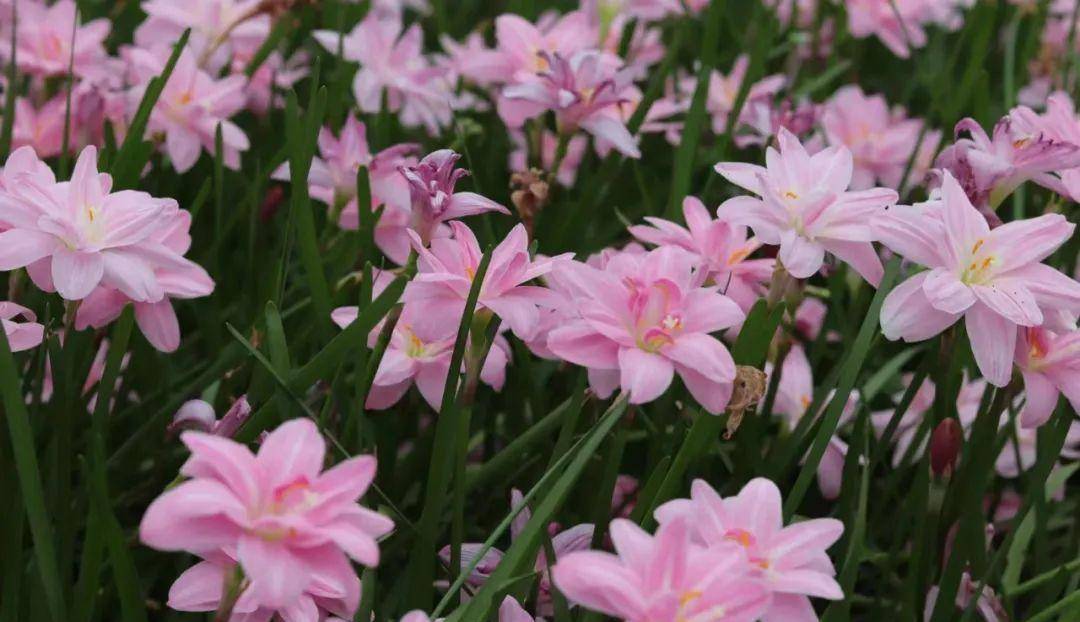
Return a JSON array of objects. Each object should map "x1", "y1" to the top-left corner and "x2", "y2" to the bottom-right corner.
[{"x1": 716, "y1": 128, "x2": 898, "y2": 284}]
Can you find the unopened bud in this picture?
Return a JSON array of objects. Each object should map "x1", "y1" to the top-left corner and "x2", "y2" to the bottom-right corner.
[{"x1": 930, "y1": 418, "x2": 963, "y2": 478}]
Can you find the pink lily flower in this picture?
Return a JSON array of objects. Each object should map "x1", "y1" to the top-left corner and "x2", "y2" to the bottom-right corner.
[
  {"x1": 1014, "y1": 327, "x2": 1080, "y2": 428},
  {"x1": 0, "y1": 146, "x2": 184, "y2": 302},
  {"x1": 272, "y1": 115, "x2": 419, "y2": 264},
  {"x1": 502, "y1": 51, "x2": 642, "y2": 158},
  {"x1": 440, "y1": 488, "x2": 593, "y2": 616},
  {"x1": 140, "y1": 418, "x2": 394, "y2": 610},
  {"x1": 628, "y1": 196, "x2": 774, "y2": 312},
  {"x1": 314, "y1": 13, "x2": 454, "y2": 134},
  {"x1": 546, "y1": 245, "x2": 744, "y2": 412},
  {"x1": 135, "y1": 0, "x2": 271, "y2": 73},
  {"x1": 488, "y1": 11, "x2": 595, "y2": 84},
  {"x1": 404, "y1": 222, "x2": 569, "y2": 341},
  {"x1": 934, "y1": 115, "x2": 1080, "y2": 213},
  {"x1": 73, "y1": 208, "x2": 215, "y2": 352},
  {"x1": 332, "y1": 270, "x2": 509, "y2": 411},
  {"x1": 124, "y1": 46, "x2": 250, "y2": 172},
  {"x1": 696, "y1": 55, "x2": 787, "y2": 136},
  {"x1": 845, "y1": 0, "x2": 970, "y2": 58},
  {"x1": 715, "y1": 128, "x2": 898, "y2": 284},
  {"x1": 552, "y1": 517, "x2": 772, "y2": 622},
  {"x1": 924, "y1": 571, "x2": 1006, "y2": 622},
  {"x1": 655, "y1": 478, "x2": 845, "y2": 622},
  {"x1": 876, "y1": 171, "x2": 1080, "y2": 386},
  {"x1": 170, "y1": 395, "x2": 252, "y2": 438},
  {"x1": 332, "y1": 302, "x2": 510, "y2": 412},
  {"x1": 400, "y1": 150, "x2": 509, "y2": 245},
  {"x1": 734, "y1": 96, "x2": 819, "y2": 150},
  {"x1": 3, "y1": 0, "x2": 110, "y2": 78},
  {"x1": 0, "y1": 301, "x2": 44, "y2": 352},
  {"x1": 399, "y1": 596, "x2": 535, "y2": 622},
  {"x1": 10, "y1": 96, "x2": 71, "y2": 159},
  {"x1": 166, "y1": 552, "x2": 359, "y2": 621},
  {"x1": 821, "y1": 85, "x2": 941, "y2": 190}
]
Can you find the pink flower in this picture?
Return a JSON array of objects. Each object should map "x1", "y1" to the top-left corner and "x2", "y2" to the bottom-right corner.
[
  {"x1": 398, "y1": 596, "x2": 534, "y2": 622},
  {"x1": 272, "y1": 115, "x2": 419, "y2": 263},
  {"x1": 509, "y1": 130, "x2": 587, "y2": 187},
  {"x1": 170, "y1": 395, "x2": 251, "y2": 437},
  {"x1": 876, "y1": 171, "x2": 1080, "y2": 386},
  {"x1": 140, "y1": 418, "x2": 394, "y2": 611},
  {"x1": 546, "y1": 246, "x2": 744, "y2": 412},
  {"x1": 628, "y1": 196, "x2": 774, "y2": 312},
  {"x1": 1014, "y1": 327, "x2": 1080, "y2": 428},
  {"x1": 314, "y1": 14, "x2": 454, "y2": 134},
  {"x1": 441, "y1": 489, "x2": 593, "y2": 616},
  {"x1": 934, "y1": 116, "x2": 1080, "y2": 212},
  {"x1": 487, "y1": 11, "x2": 595, "y2": 85},
  {"x1": 552, "y1": 517, "x2": 771, "y2": 622},
  {"x1": 73, "y1": 208, "x2": 215, "y2": 352},
  {"x1": 135, "y1": 0, "x2": 271, "y2": 72},
  {"x1": 10, "y1": 97, "x2": 70, "y2": 159},
  {"x1": 715, "y1": 128, "x2": 898, "y2": 284},
  {"x1": 400, "y1": 150, "x2": 508, "y2": 245},
  {"x1": 3, "y1": 0, "x2": 110, "y2": 78},
  {"x1": 845, "y1": 0, "x2": 970, "y2": 58},
  {"x1": 0, "y1": 146, "x2": 187, "y2": 302},
  {"x1": 124, "y1": 46, "x2": 250, "y2": 172},
  {"x1": 698, "y1": 55, "x2": 787, "y2": 136},
  {"x1": 820, "y1": 85, "x2": 941, "y2": 190},
  {"x1": 404, "y1": 222, "x2": 568, "y2": 341},
  {"x1": 924, "y1": 572, "x2": 1006, "y2": 622},
  {"x1": 502, "y1": 51, "x2": 642, "y2": 158},
  {"x1": 165, "y1": 553, "x2": 359, "y2": 621},
  {"x1": 655, "y1": 478, "x2": 845, "y2": 622},
  {"x1": 0, "y1": 301, "x2": 44, "y2": 352}
]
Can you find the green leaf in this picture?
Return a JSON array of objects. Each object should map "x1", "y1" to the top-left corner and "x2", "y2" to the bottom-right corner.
[
  {"x1": 110, "y1": 29, "x2": 191, "y2": 189},
  {"x1": 0, "y1": 313, "x2": 67, "y2": 622},
  {"x1": 783, "y1": 257, "x2": 901, "y2": 519}
]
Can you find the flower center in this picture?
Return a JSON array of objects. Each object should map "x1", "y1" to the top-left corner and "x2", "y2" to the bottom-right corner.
[{"x1": 959, "y1": 238, "x2": 997, "y2": 285}]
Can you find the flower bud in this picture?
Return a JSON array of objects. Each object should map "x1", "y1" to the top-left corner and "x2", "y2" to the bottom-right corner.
[{"x1": 930, "y1": 418, "x2": 963, "y2": 478}]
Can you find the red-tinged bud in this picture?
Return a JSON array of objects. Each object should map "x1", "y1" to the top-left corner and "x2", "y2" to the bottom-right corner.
[
  {"x1": 259, "y1": 185, "x2": 286, "y2": 222},
  {"x1": 930, "y1": 418, "x2": 963, "y2": 478}
]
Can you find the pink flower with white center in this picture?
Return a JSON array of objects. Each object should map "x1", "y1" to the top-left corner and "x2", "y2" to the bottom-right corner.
[
  {"x1": 552, "y1": 517, "x2": 772, "y2": 622},
  {"x1": 314, "y1": 14, "x2": 455, "y2": 134},
  {"x1": 441, "y1": 489, "x2": 593, "y2": 617},
  {"x1": 400, "y1": 150, "x2": 508, "y2": 245},
  {"x1": 934, "y1": 115, "x2": 1080, "y2": 213},
  {"x1": 333, "y1": 270, "x2": 510, "y2": 411},
  {"x1": 139, "y1": 418, "x2": 394, "y2": 610},
  {"x1": 502, "y1": 51, "x2": 642, "y2": 158},
  {"x1": 0, "y1": 302, "x2": 44, "y2": 352},
  {"x1": 488, "y1": 11, "x2": 595, "y2": 84},
  {"x1": 876, "y1": 171, "x2": 1080, "y2": 386},
  {"x1": 124, "y1": 46, "x2": 250, "y2": 172},
  {"x1": 715, "y1": 128, "x2": 898, "y2": 285},
  {"x1": 693, "y1": 55, "x2": 787, "y2": 136},
  {"x1": 404, "y1": 221, "x2": 567, "y2": 342},
  {"x1": 72, "y1": 208, "x2": 214, "y2": 352},
  {"x1": 135, "y1": 0, "x2": 270, "y2": 73},
  {"x1": 272, "y1": 115, "x2": 419, "y2": 263},
  {"x1": 3, "y1": 0, "x2": 110, "y2": 78},
  {"x1": 0, "y1": 146, "x2": 183, "y2": 302},
  {"x1": 1014, "y1": 327, "x2": 1080, "y2": 428},
  {"x1": 629, "y1": 196, "x2": 774, "y2": 312},
  {"x1": 655, "y1": 478, "x2": 845, "y2": 622},
  {"x1": 165, "y1": 551, "x2": 360, "y2": 621},
  {"x1": 821, "y1": 85, "x2": 941, "y2": 191},
  {"x1": 546, "y1": 245, "x2": 744, "y2": 413}
]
